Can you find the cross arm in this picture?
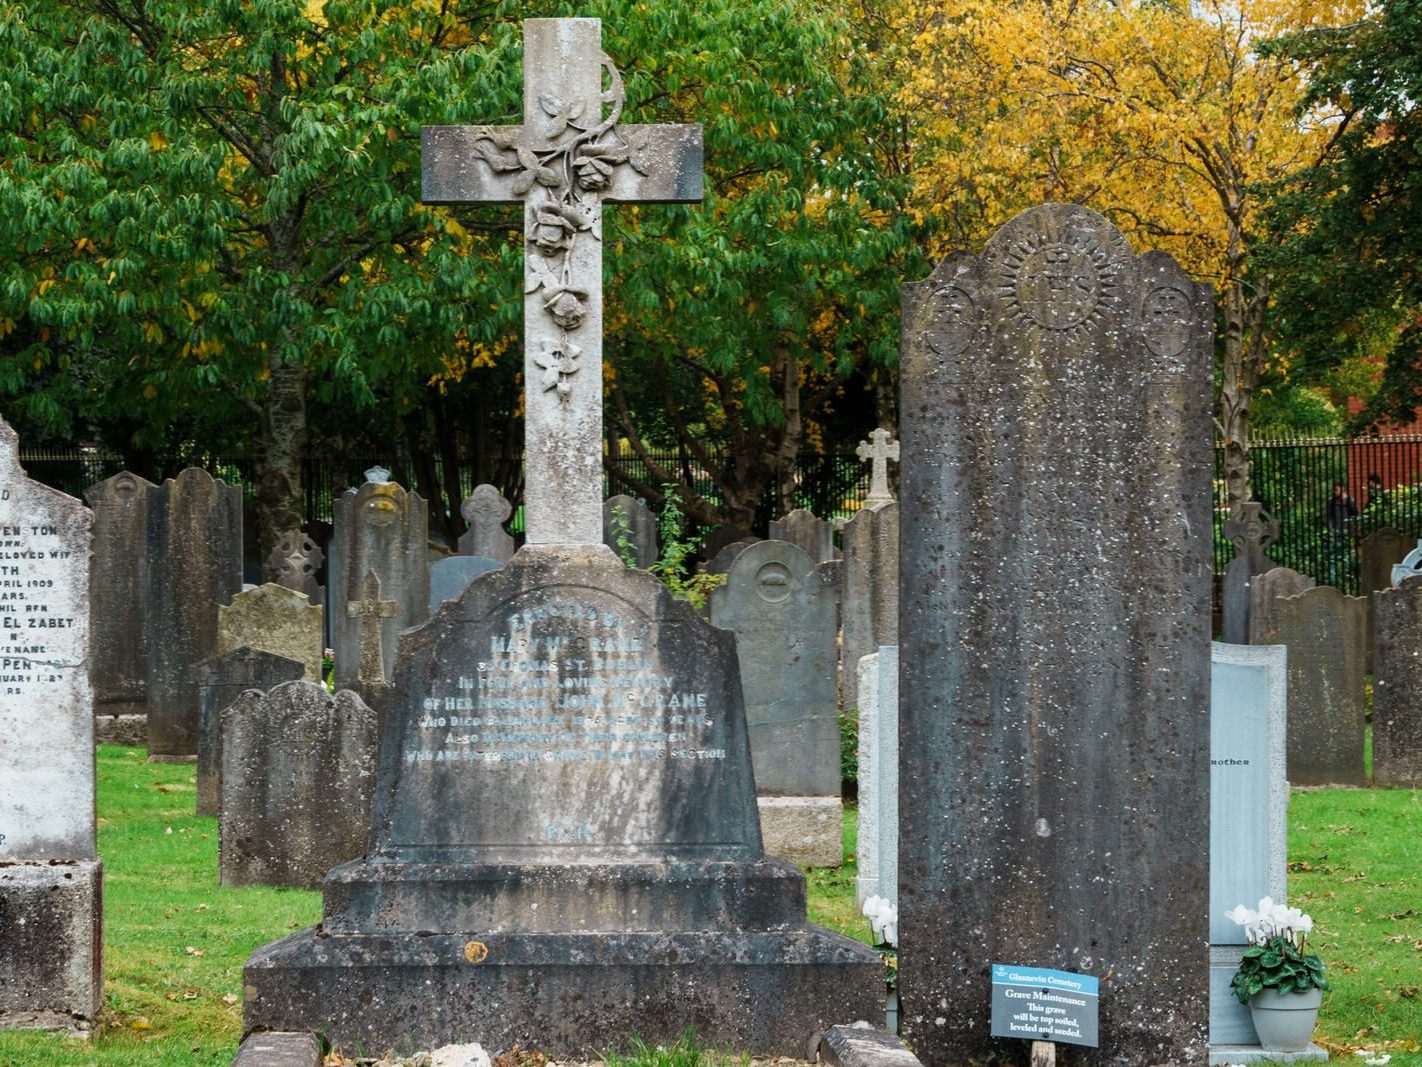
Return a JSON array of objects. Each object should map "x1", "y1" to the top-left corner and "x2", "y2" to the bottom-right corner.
[{"x1": 422, "y1": 124, "x2": 703, "y2": 205}]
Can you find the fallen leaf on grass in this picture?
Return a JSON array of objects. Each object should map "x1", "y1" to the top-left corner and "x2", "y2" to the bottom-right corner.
[
  {"x1": 164, "y1": 826, "x2": 173, "y2": 835},
  {"x1": 130, "y1": 1017, "x2": 150, "y2": 1030},
  {"x1": 183, "y1": 946, "x2": 204, "y2": 957},
  {"x1": 1398, "y1": 986, "x2": 1418, "y2": 1000},
  {"x1": 1344, "y1": 871, "x2": 1368, "y2": 882},
  {"x1": 1387, "y1": 910, "x2": 1415, "y2": 920},
  {"x1": 222, "y1": 994, "x2": 238, "y2": 1004},
  {"x1": 1385, "y1": 935, "x2": 1408, "y2": 944},
  {"x1": 194, "y1": 903, "x2": 210, "y2": 912}
]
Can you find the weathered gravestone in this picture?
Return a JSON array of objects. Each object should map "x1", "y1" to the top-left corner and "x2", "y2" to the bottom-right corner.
[
  {"x1": 1247, "y1": 566, "x2": 1316, "y2": 645},
  {"x1": 854, "y1": 647, "x2": 898, "y2": 911},
  {"x1": 709, "y1": 539, "x2": 842, "y2": 867},
  {"x1": 457, "y1": 484, "x2": 515, "y2": 563},
  {"x1": 703, "y1": 537, "x2": 759, "y2": 576},
  {"x1": 1372, "y1": 577, "x2": 1422, "y2": 786},
  {"x1": 220, "y1": 681, "x2": 379, "y2": 888},
  {"x1": 769, "y1": 508, "x2": 837, "y2": 564},
  {"x1": 242, "y1": 20, "x2": 880, "y2": 1055},
  {"x1": 145, "y1": 468, "x2": 243, "y2": 759},
  {"x1": 85, "y1": 470, "x2": 156, "y2": 743},
  {"x1": 330, "y1": 475, "x2": 429, "y2": 690},
  {"x1": 428, "y1": 555, "x2": 502, "y2": 614},
  {"x1": 195, "y1": 647, "x2": 307, "y2": 818},
  {"x1": 1220, "y1": 501, "x2": 1279, "y2": 645},
  {"x1": 0, "y1": 418, "x2": 103, "y2": 1032},
  {"x1": 1206, "y1": 644, "x2": 1308, "y2": 1062},
  {"x1": 899, "y1": 204, "x2": 1214, "y2": 1065},
  {"x1": 1254, "y1": 584, "x2": 1366, "y2": 786},
  {"x1": 266, "y1": 530, "x2": 324, "y2": 603},
  {"x1": 603, "y1": 493, "x2": 658, "y2": 568},
  {"x1": 1361, "y1": 527, "x2": 1411, "y2": 671},
  {"x1": 839, "y1": 500, "x2": 897, "y2": 708},
  {"x1": 218, "y1": 583, "x2": 323, "y2": 683}
]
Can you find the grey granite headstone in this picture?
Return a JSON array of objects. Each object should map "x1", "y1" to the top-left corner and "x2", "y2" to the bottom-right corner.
[
  {"x1": 839, "y1": 501, "x2": 898, "y2": 707},
  {"x1": 709, "y1": 540, "x2": 840, "y2": 798},
  {"x1": 330, "y1": 477, "x2": 429, "y2": 690},
  {"x1": 769, "y1": 508, "x2": 837, "y2": 564},
  {"x1": 1372, "y1": 576, "x2": 1422, "y2": 786},
  {"x1": 854, "y1": 647, "x2": 898, "y2": 911},
  {"x1": 1247, "y1": 566, "x2": 1316, "y2": 644},
  {"x1": 218, "y1": 583, "x2": 323, "y2": 682},
  {"x1": 195, "y1": 647, "x2": 306, "y2": 818},
  {"x1": 0, "y1": 416, "x2": 103, "y2": 1032},
  {"x1": 899, "y1": 204, "x2": 1214, "y2": 1066},
  {"x1": 1254, "y1": 584, "x2": 1366, "y2": 786},
  {"x1": 244, "y1": 545, "x2": 881, "y2": 1054},
  {"x1": 267, "y1": 530, "x2": 324, "y2": 603},
  {"x1": 220, "y1": 681, "x2": 378, "y2": 888},
  {"x1": 1221, "y1": 501, "x2": 1279, "y2": 645},
  {"x1": 457, "y1": 484, "x2": 515, "y2": 563},
  {"x1": 603, "y1": 493, "x2": 659, "y2": 568},
  {"x1": 145, "y1": 468, "x2": 243, "y2": 759},
  {"x1": 1208, "y1": 643, "x2": 1288, "y2": 1054},
  {"x1": 428, "y1": 555, "x2": 502, "y2": 614},
  {"x1": 85, "y1": 471, "x2": 156, "y2": 727}
]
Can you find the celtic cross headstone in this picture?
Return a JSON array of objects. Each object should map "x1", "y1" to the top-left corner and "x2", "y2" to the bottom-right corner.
[{"x1": 423, "y1": 18, "x2": 702, "y2": 546}]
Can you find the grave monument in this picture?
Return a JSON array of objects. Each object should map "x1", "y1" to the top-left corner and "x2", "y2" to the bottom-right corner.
[
  {"x1": 241, "y1": 20, "x2": 880, "y2": 1055},
  {"x1": 0, "y1": 417, "x2": 103, "y2": 1032},
  {"x1": 899, "y1": 204, "x2": 1213, "y2": 1065}
]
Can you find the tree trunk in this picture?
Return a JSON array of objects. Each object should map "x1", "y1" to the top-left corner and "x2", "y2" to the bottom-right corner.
[
  {"x1": 256, "y1": 359, "x2": 308, "y2": 581},
  {"x1": 773, "y1": 343, "x2": 803, "y2": 515}
]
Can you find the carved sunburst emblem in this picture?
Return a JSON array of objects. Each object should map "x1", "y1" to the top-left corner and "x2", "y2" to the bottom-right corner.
[{"x1": 998, "y1": 232, "x2": 1121, "y2": 344}]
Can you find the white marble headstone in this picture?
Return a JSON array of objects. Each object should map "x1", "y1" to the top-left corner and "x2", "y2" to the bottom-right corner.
[{"x1": 854, "y1": 646, "x2": 898, "y2": 910}]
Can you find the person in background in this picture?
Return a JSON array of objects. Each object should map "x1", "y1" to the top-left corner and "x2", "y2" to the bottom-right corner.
[
  {"x1": 1325, "y1": 481, "x2": 1359, "y2": 585},
  {"x1": 1365, "y1": 472, "x2": 1388, "y2": 512}
]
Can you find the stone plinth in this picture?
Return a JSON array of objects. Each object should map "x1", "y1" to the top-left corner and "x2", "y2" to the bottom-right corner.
[{"x1": 0, "y1": 861, "x2": 103, "y2": 1033}]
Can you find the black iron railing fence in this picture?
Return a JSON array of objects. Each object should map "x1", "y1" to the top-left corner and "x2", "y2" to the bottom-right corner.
[{"x1": 21, "y1": 436, "x2": 1422, "y2": 589}]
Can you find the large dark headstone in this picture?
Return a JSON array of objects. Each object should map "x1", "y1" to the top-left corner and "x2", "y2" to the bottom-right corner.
[
  {"x1": 243, "y1": 546, "x2": 880, "y2": 1055},
  {"x1": 195, "y1": 647, "x2": 307, "y2": 817},
  {"x1": 220, "y1": 682, "x2": 379, "y2": 888},
  {"x1": 1254, "y1": 584, "x2": 1366, "y2": 786},
  {"x1": 898, "y1": 204, "x2": 1213, "y2": 1066},
  {"x1": 1371, "y1": 577, "x2": 1422, "y2": 786},
  {"x1": 330, "y1": 477, "x2": 429, "y2": 689},
  {"x1": 145, "y1": 468, "x2": 243, "y2": 759},
  {"x1": 1360, "y1": 527, "x2": 1410, "y2": 671},
  {"x1": 1220, "y1": 501, "x2": 1279, "y2": 644},
  {"x1": 85, "y1": 471, "x2": 156, "y2": 727},
  {"x1": 603, "y1": 493, "x2": 659, "y2": 568},
  {"x1": 0, "y1": 417, "x2": 103, "y2": 1032}
]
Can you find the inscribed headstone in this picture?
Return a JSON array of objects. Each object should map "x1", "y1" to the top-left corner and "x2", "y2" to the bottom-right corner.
[
  {"x1": 194, "y1": 647, "x2": 306, "y2": 817},
  {"x1": 218, "y1": 583, "x2": 323, "y2": 682},
  {"x1": 1372, "y1": 577, "x2": 1422, "y2": 786},
  {"x1": 145, "y1": 468, "x2": 243, "y2": 759},
  {"x1": 456, "y1": 484, "x2": 515, "y2": 563},
  {"x1": 838, "y1": 501, "x2": 898, "y2": 707},
  {"x1": 854, "y1": 647, "x2": 898, "y2": 911},
  {"x1": 85, "y1": 471, "x2": 155, "y2": 729},
  {"x1": 899, "y1": 204, "x2": 1214, "y2": 1065},
  {"x1": 0, "y1": 417, "x2": 103, "y2": 1031},
  {"x1": 1220, "y1": 501, "x2": 1279, "y2": 645},
  {"x1": 330, "y1": 477, "x2": 429, "y2": 689},
  {"x1": 769, "y1": 508, "x2": 837, "y2": 564},
  {"x1": 1247, "y1": 566, "x2": 1316, "y2": 644},
  {"x1": 220, "y1": 681, "x2": 378, "y2": 888},
  {"x1": 1209, "y1": 643, "x2": 1288, "y2": 1051},
  {"x1": 602, "y1": 493, "x2": 658, "y2": 568},
  {"x1": 1254, "y1": 584, "x2": 1366, "y2": 786},
  {"x1": 428, "y1": 555, "x2": 502, "y2": 614}
]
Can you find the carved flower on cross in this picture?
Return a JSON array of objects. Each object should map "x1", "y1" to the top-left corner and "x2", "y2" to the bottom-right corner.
[
  {"x1": 533, "y1": 339, "x2": 582, "y2": 401},
  {"x1": 573, "y1": 137, "x2": 630, "y2": 191},
  {"x1": 543, "y1": 286, "x2": 588, "y2": 330},
  {"x1": 528, "y1": 203, "x2": 591, "y2": 257}
]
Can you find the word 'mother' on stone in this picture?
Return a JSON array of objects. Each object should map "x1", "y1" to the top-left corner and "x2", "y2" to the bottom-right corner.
[
  {"x1": 423, "y1": 18, "x2": 701, "y2": 547},
  {"x1": 899, "y1": 204, "x2": 1214, "y2": 1066},
  {"x1": 0, "y1": 416, "x2": 103, "y2": 1032}
]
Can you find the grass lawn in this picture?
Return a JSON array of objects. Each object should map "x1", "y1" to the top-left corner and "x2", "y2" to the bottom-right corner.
[{"x1": 0, "y1": 747, "x2": 1417, "y2": 1065}]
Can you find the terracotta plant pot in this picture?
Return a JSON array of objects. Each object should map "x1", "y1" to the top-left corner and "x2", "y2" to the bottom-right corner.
[{"x1": 1249, "y1": 986, "x2": 1322, "y2": 1052}]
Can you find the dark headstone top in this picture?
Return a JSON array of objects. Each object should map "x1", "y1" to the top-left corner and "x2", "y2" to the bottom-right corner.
[
  {"x1": 366, "y1": 545, "x2": 762, "y2": 864},
  {"x1": 85, "y1": 470, "x2": 156, "y2": 715},
  {"x1": 602, "y1": 494, "x2": 659, "y2": 569},
  {"x1": 898, "y1": 204, "x2": 1213, "y2": 1066}
]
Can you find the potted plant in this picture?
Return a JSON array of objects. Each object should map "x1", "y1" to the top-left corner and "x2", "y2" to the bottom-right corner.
[{"x1": 1226, "y1": 896, "x2": 1330, "y2": 1052}]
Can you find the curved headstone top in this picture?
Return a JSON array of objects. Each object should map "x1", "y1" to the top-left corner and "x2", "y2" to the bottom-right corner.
[
  {"x1": 367, "y1": 544, "x2": 763, "y2": 865},
  {"x1": 1391, "y1": 539, "x2": 1422, "y2": 587}
]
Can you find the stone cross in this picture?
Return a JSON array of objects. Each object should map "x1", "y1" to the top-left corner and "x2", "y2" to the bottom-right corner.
[
  {"x1": 423, "y1": 18, "x2": 702, "y2": 546},
  {"x1": 347, "y1": 571, "x2": 398, "y2": 686},
  {"x1": 856, "y1": 428, "x2": 900, "y2": 504}
]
